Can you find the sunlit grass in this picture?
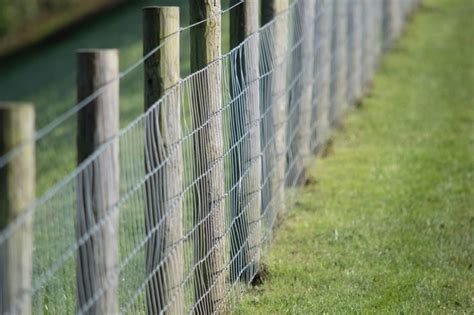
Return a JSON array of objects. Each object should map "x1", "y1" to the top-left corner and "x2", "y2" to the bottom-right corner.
[{"x1": 236, "y1": 0, "x2": 474, "y2": 313}]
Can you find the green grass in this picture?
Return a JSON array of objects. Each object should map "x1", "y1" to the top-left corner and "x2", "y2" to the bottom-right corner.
[{"x1": 236, "y1": 0, "x2": 474, "y2": 313}]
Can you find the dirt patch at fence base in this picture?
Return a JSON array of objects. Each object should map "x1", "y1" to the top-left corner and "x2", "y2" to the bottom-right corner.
[
  {"x1": 251, "y1": 263, "x2": 270, "y2": 287},
  {"x1": 304, "y1": 176, "x2": 318, "y2": 187},
  {"x1": 320, "y1": 138, "x2": 335, "y2": 159}
]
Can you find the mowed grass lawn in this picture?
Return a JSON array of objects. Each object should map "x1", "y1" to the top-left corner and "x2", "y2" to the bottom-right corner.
[{"x1": 236, "y1": 0, "x2": 474, "y2": 313}]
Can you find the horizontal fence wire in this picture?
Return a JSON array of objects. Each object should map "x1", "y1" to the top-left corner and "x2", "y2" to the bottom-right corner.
[{"x1": 0, "y1": 0, "x2": 420, "y2": 314}]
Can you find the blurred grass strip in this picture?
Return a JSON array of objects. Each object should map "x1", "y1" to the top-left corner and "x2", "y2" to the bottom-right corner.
[{"x1": 0, "y1": 0, "x2": 128, "y2": 59}]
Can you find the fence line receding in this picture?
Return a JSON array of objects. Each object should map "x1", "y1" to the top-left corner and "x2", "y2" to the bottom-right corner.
[{"x1": 0, "y1": 0, "x2": 419, "y2": 314}]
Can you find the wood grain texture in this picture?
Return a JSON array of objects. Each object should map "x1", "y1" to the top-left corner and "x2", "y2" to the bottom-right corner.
[
  {"x1": 0, "y1": 103, "x2": 35, "y2": 315},
  {"x1": 143, "y1": 6, "x2": 184, "y2": 315},
  {"x1": 347, "y1": 0, "x2": 364, "y2": 105},
  {"x1": 330, "y1": 0, "x2": 348, "y2": 125},
  {"x1": 294, "y1": 0, "x2": 317, "y2": 184},
  {"x1": 229, "y1": 0, "x2": 262, "y2": 283},
  {"x1": 313, "y1": 0, "x2": 333, "y2": 153},
  {"x1": 261, "y1": 0, "x2": 289, "y2": 219},
  {"x1": 189, "y1": 0, "x2": 226, "y2": 313},
  {"x1": 76, "y1": 49, "x2": 119, "y2": 315}
]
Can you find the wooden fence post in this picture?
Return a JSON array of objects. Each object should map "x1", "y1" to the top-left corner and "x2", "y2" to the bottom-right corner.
[
  {"x1": 347, "y1": 0, "x2": 354, "y2": 105},
  {"x1": 312, "y1": 0, "x2": 333, "y2": 153},
  {"x1": 329, "y1": 0, "x2": 338, "y2": 125},
  {"x1": 0, "y1": 103, "x2": 35, "y2": 315},
  {"x1": 143, "y1": 6, "x2": 183, "y2": 315},
  {"x1": 330, "y1": 0, "x2": 348, "y2": 125},
  {"x1": 190, "y1": 0, "x2": 226, "y2": 313},
  {"x1": 262, "y1": 0, "x2": 289, "y2": 218},
  {"x1": 361, "y1": 0, "x2": 371, "y2": 94},
  {"x1": 347, "y1": 0, "x2": 363, "y2": 106},
  {"x1": 366, "y1": 0, "x2": 377, "y2": 87},
  {"x1": 340, "y1": 0, "x2": 350, "y2": 110},
  {"x1": 394, "y1": 0, "x2": 403, "y2": 40},
  {"x1": 294, "y1": 0, "x2": 316, "y2": 184},
  {"x1": 383, "y1": 0, "x2": 400, "y2": 51},
  {"x1": 76, "y1": 49, "x2": 119, "y2": 314},
  {"x1": 375, "y1": 0, "x2": 385, "y2": 66},
  {"x1": 229, "y1": 0, "x2": 262, "y2": 283},
  {"x1": 371, "y1": 1, "x2": 383, "y2": 79}
]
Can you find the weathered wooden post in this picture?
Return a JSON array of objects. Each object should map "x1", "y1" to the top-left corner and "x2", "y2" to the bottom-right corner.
[
  {"x1": 294, "y1": 0, "x2": 316, "y2": 183},
  {"x1": 347, "y1": 0, "x2": 354, "y2": 105},
  {"x1": 262, "y1": 0, "x2": 289, "y2": 218},
  {"x1": 394, "y1": 0, "x2": 403, "y2": 40},
  {"x1": 229, "y1": 0, "x2": 262, "y2": 283},
  {"x1": 0, "y1": 103, "x2": 35, "y2": 315},
  {"x1": 190, "y1": 0, "x2": 226, "y2": 313},
  {"x1": 330, "y1": 0, "x2": 349, "y2": 125},
  {"x1": 363, "y1": 0, "x2": 380, "y2": 90},
  {"x1": 383, "y1": 0, "x2": 400, "y2": 51},
  {"x1": 76, "y1": 49, "x2": 119, "y2": 314},
  {"x1": 313, "y1": 0, "x2": 333, "y2": 152},
  {"x1": 382, "y1": 0, "x2": 390, "y2": 51},
  {"x1": 143, "y1": 6, "x2": 183, "y2": 315},
  {"x1": 375, "y1": 0, "x2": 385, "y2": 64},
  {"x1": 347, "y1": 0, "x2": 363, "y2": 105},
  {"x1": 361, "y1": 0, "x2": 371, "y2": 94},
  {"x1": 341, "y1": 0, "x2": 349, "y2": 109}
]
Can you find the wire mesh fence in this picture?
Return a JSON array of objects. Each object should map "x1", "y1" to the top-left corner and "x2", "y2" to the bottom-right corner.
[{"x1": 0, "y1": 0, "x2": 420, "y2": 314}]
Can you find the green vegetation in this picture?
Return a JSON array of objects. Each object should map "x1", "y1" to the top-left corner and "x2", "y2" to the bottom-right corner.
[
  {"x1": 236, "y1": 0, "x2": 474, "y2": 313},
  {"x1": 0, "y1": 0, "x2": 130, "y2": 59},
  {"x1": 0, "y1": 0, "x2": 123, "y2": 37},
  {"x1": 0, "y1": 0, "x2": 40, "y2": 36}
]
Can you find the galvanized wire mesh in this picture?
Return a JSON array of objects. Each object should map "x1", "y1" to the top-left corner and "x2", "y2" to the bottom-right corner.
[{"x1": 0, "y1": 0, "x2": 419, "y2": 314}]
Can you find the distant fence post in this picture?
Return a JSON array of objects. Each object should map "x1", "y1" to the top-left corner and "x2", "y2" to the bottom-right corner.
[
  {"x1": 76, "y1": 49, "x2": 119, "y2": 314},
  {"x1": 375, "y1": 1, "x2": 385, "y2": 64},
  {"x1": 347, "y1": 0, "x2": 363, "y2": 106},
  {"x1": 229, "y1": 0, "x2": 262, "y2": 283},
  {"x1": 190, "y1": 0, "x2": 226, "y2": 313},
  {"x1": 394, "y1": 0, "x2": 403, "y2": 40},
  {"x1": 364, "y1": 0, "x2": 381, "y2": 89},
  {"x1": 341, "y1": 0, "x2": 349, "y2": 110},
  {"x1": 313, "y1": 0, "x2": 333, "y2": 153},
  {"x1": 0, "y1": 103, "x2": 35, "y2": 315},
  {"x1": 143, "y1": 6, "x2": 183, "y2": 314},
  {"x1": 262, "y1": 0, "x2": 289, "y2": 218},
  {"x1": 361, "y1": 0, "x2": 371, "y2": 94},
  {"x1": 383, "y1": 0, "x2": 400, "y2": 51},
  {"x1": 330, "y1": 0, "x2": 348, "y2": 125},
  {"x1": 294, "y1": 0, "x2": 316, "y2": 184},
  {"x1": 347, "y1": 0, "x2": 354, "y2": 105}
]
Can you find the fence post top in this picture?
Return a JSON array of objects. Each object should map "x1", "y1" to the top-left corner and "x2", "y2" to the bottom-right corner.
[
  {"x1": 142, "y1": 6, "x2": 179, "y2": 10},
  {"x1": 76, "y1": 48, "x2": 119, "y2": 56},
  {"x1": 0, "y1": 102, "x2": 34, "y2": 112},
  {"x1": 142, "y1": 6, "x2": 180, "y2": 21}
]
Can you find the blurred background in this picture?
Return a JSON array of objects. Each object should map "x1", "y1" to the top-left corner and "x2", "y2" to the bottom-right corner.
[{"x1": 0, "y1": 0, "x2": 233, "y2": 195}]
